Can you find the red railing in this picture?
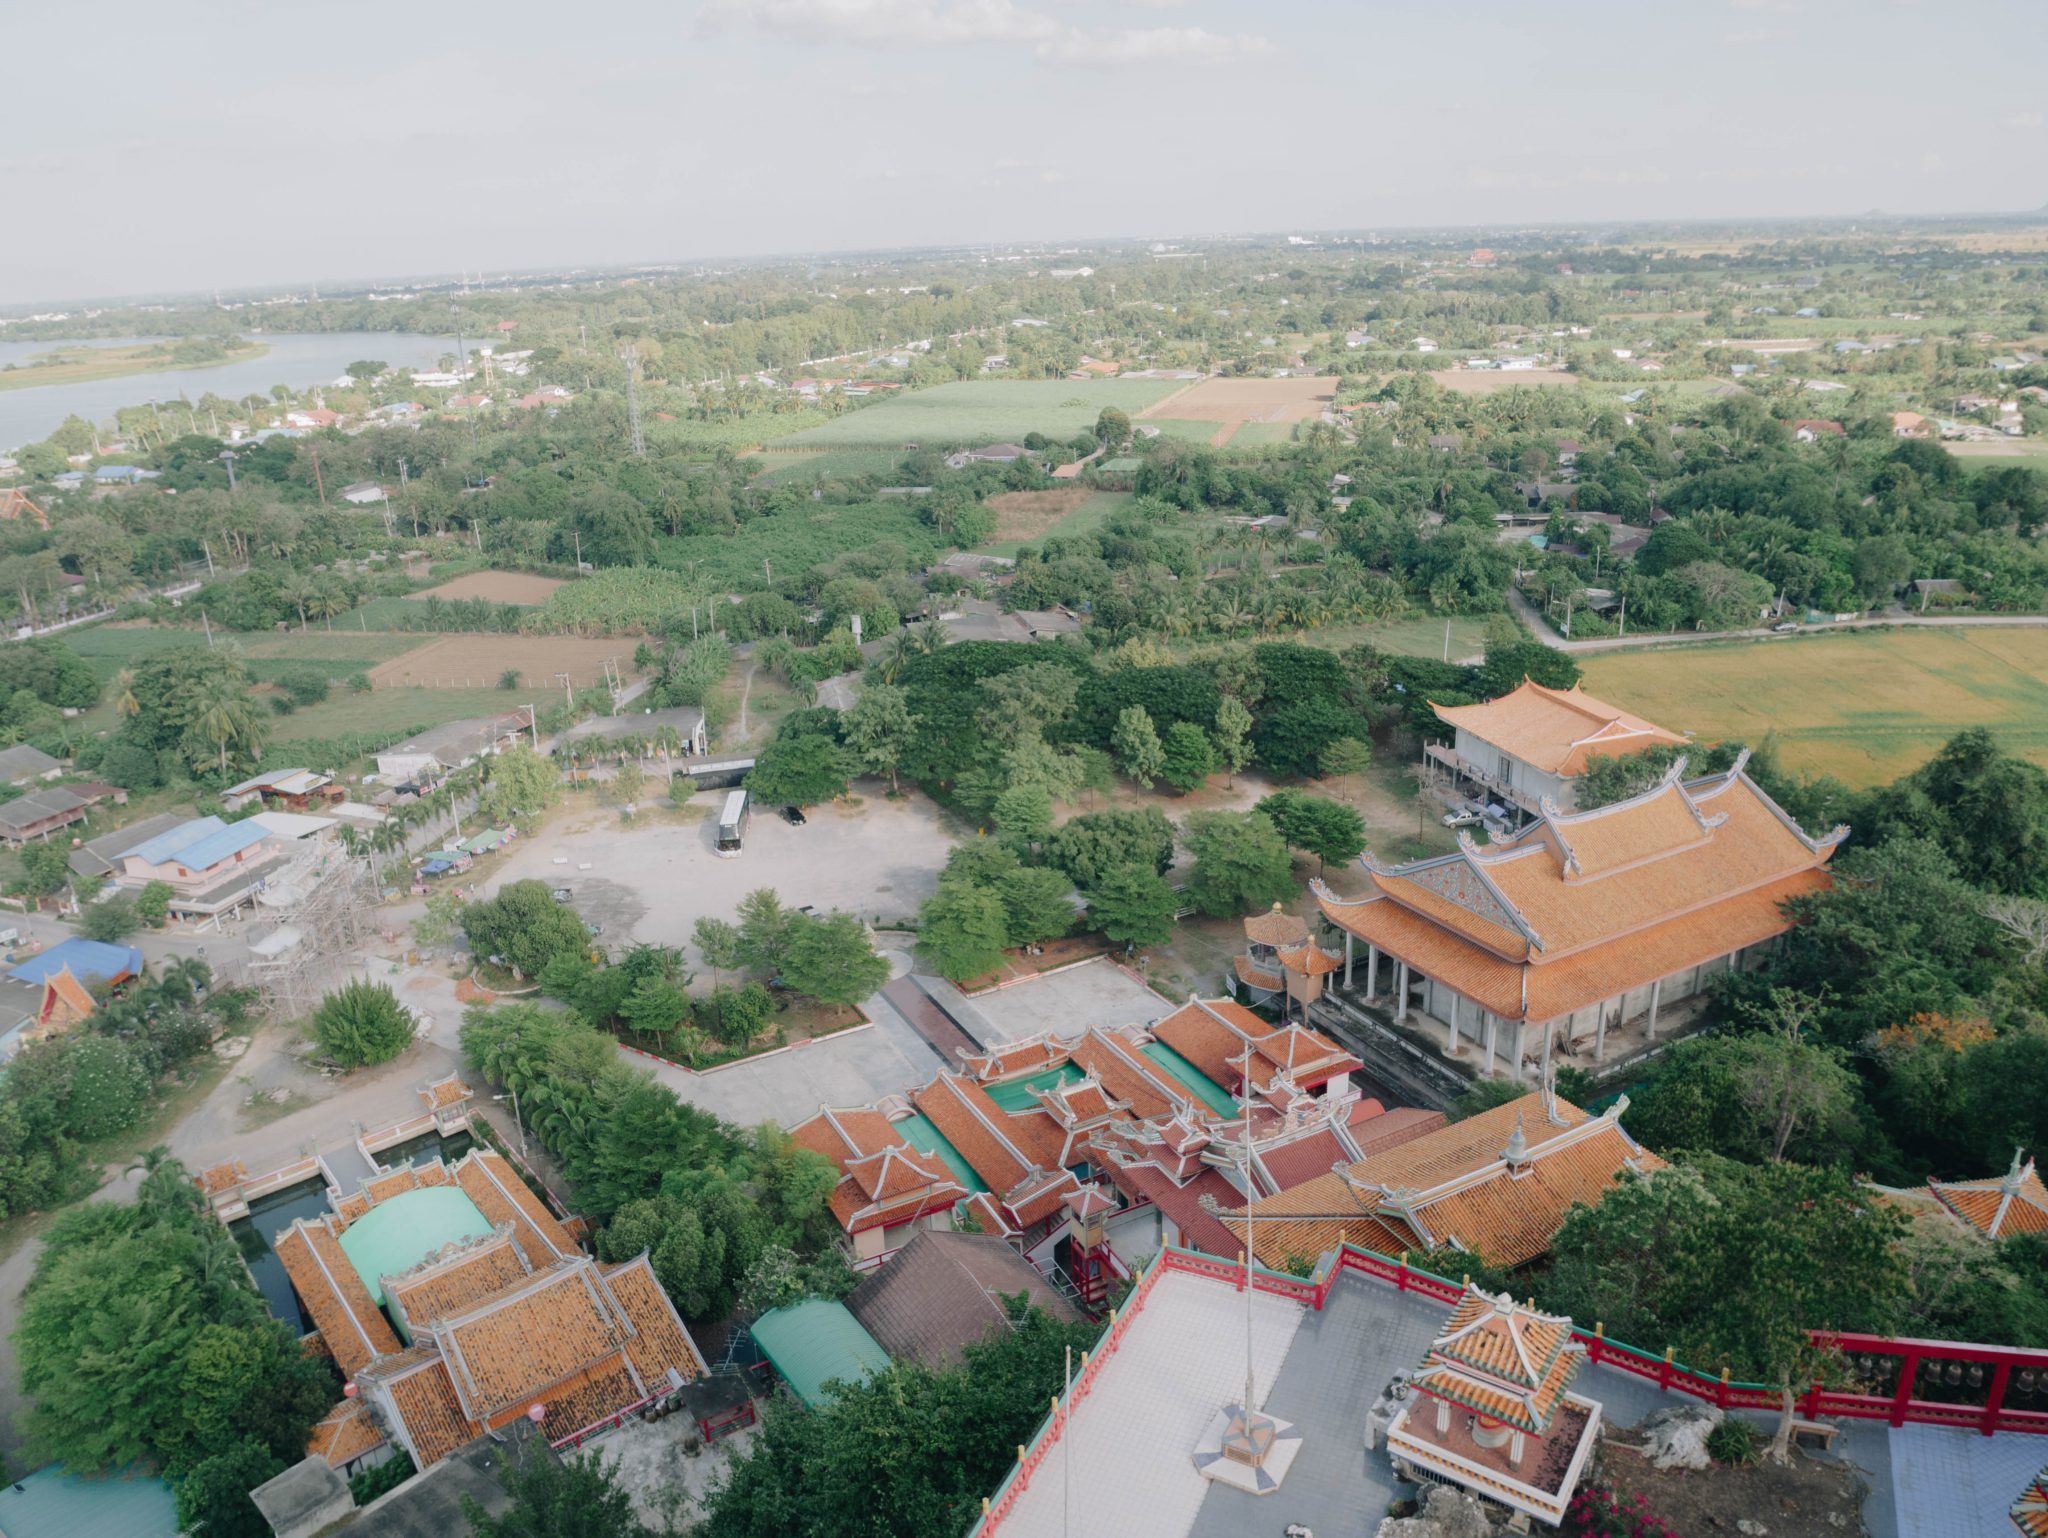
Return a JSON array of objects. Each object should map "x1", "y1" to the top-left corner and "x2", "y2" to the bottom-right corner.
[{"x1": 965, "y1": 1242, "x2": 2048, "y2": 1537}]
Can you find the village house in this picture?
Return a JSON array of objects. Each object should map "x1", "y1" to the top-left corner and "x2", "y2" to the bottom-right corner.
[
  {"x1": 2, "y1": 938, "x2": 144, "y2": 1059},
  {"x1": 0, "y1": 744, "x2": 62, "y2": 786},
  {"x1": 1892, "y1": 410, "x2": 1931, "y2": 437},
  {"x1": 112, "y1": 814, "x2": 285, "y2": 917},
  {"x1": 374, "y1": 708, "x2": 534, "y2": 783},
  {"x1": 1318, "y1": 750, "x2": 1845, "y2": 1079},
  {"x1": 0, "y1": 785, "x2": 93, "y2": 845},
  {"x1": 222, "y1": 767, "x2": 345, "y2": 812},
  {"x1": 339, "y1": 482, "x2": 387, "y2": 506},
  {"x1": 1792, "y1": 418, "x2": 1846, "y2": 441}
]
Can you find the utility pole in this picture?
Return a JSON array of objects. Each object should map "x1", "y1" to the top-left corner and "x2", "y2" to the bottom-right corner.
[
  {"x1": 310, "y1": 446, "x2": 328, "y2": 506},
  {"x1": 622, "y1": 345, "x2": 646, "y2": 458},
  {"x1": 201, "y1": 609, "x2": 215, "y2": 647},
  {"x1": 556, "y1": 672, "x2": 574, "y2": 709},
  {"x1": 201, "y1": 538, "x2": 217, "y2": 576}
]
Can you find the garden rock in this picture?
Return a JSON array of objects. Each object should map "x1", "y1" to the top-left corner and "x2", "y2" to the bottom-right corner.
[
  {"x1": 1639, "y1": 1403, "x2": 1724, "y2": 1471},
  {"x1": 1373, "y1": 1486, "x2": 1494, "y2": 1538}
]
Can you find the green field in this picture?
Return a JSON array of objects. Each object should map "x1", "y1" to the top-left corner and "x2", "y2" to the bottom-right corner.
[
  {"x1": 776, "y1": 380, "x2": 1187, "y2": 449},
  {"x1": 1140, "y1": 419, "x2": 1228, "y2": 443},
  {"x1": 1228, "y1": 421, "x2": 1305, "y2": 446},
  {"x1": 746, "y1": 448, "x2": 911, "y2": 485},
  {"x1": 657, "y1": 500, "x2": 940, "y2": 588},
  {"x1": 265, "y1": 687, "x2": 518, "y2": 746},
  {"x1": 1581, "y1": 626, "x2": 2048, "y2": 787},
  {"x1": 972, "y1": 491, "x2": 1134, "y2": 559},
  {"x1": 61, "y1": 625, "x2": 418, "y2": 680}
]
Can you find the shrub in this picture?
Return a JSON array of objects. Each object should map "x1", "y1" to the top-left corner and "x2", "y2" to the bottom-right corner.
[
  {"x1": 281, "y1": 671, "x2": 330, "y2": 706},
  {"x1": 1563, "y1": 1485, "x2": 1677, "y2": 1538},
  {"x1": 135, "y1": 880, "x2": 172, "y2": 929},
  {"x1": 80, "y1": 895, "x2": 140, "y2": 943},
  {"x1": 308, "y1": 980, "x2": 416, "y2": 1069},
  {"x1": 499, "y1": 668, "x2": 521, "y2": 690},
  {"x1": 1705, "y1": 1416, "x2": 1759, "y2": 1467}
]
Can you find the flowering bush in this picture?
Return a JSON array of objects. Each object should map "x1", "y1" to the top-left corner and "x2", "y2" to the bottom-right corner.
[{"x1": 1564, "y1": 1485, "x2": 1678, "y2": 1538}]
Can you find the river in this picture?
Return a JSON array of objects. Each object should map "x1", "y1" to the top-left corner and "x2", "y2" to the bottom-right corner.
[{"x1": 0, "y1": 331, "x2": 467, "y2": 450}]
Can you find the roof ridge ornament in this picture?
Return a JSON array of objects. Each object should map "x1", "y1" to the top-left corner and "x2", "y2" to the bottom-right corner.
[{"x1": 1502, "y1": 1111, "x2": 1529, "y2": 1167}]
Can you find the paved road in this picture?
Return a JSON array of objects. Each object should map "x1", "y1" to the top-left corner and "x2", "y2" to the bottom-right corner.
[{"x1": 1507, "y1": 586, "x2": 2048, "y2": 655}]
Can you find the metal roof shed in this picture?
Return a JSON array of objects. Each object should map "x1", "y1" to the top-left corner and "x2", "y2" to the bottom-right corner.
[
  {"x1": 8, "y1": 939, "x2": 144, "y2": 988},
  {"x1": 751, "y1": 1299, "x2": 891, "y2": 1408}
]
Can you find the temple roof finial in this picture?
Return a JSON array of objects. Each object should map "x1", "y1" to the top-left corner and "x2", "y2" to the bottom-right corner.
[
  {"x1": 1502, "y1": 1111, "x2": 1528, "y2": 1167},
  {"x1": 2003, "y1": 1148, "x2": 2030, "y2": 1193}
]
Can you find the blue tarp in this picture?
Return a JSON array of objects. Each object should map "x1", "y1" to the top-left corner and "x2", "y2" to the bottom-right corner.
[
  {"x1": 8, "y1": 939, "x2": 143, "y2": 988},
  {"x1": 420, "y1": 858, "x2": 454, "y2": 876}
]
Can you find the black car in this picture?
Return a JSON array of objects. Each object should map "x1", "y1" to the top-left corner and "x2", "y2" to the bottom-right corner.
[{"x1": 781, "y1": 805, "x2": 806, "y2": 826}]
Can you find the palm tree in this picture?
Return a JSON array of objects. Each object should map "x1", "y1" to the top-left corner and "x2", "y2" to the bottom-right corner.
[
  {"x1": 280, "y1": 576, "x2": 317, "y2": 632},
  {"x1": 110, "y1": 669, "x2": 141, "y2": 718},
  {"x1": 192, "y1": 678, "x2": 261, "y2": 777},
  {"x1": 307, "y1": 579, "x2": 349, "y2": 630}
]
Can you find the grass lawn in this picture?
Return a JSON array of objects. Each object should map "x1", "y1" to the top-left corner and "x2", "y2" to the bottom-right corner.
[
  {"x1": 973, "y1": 490, "x2": 1134, "y2": 558},
  {"x1": 1580, "y1": 626, "x2": 2048, "y2": 786},
  {"x1": 745, "y1": 448, "x2": 910, "y2": 485},
  {"x1": 775, "y1": 379, "x2": 1187, "y2": 449},
  {"x1": 62, "y1": 624, "x2": 418, "y2": 680},
  {"x1": 271, "y1": 686, "x2": 523, "y2": 742},
  {"x1": 1228, "y1": 421, "x2": 1305, "y2": 447},
  {"x1": 1268, "y1": 613, "x2": 1494, "y2": 662},
  {"x1": 1140, "y1": 419, "x2": 1229, "y2": 443}
]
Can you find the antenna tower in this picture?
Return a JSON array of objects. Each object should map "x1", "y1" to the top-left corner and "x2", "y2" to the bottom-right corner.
[{"x1": 623, "y1": 345, "x2": 646, "y2": 457}]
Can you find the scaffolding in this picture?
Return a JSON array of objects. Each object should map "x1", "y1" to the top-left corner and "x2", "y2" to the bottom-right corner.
[{"x1": 246, "y1": 848, "x2": 375, "y2": 1019}]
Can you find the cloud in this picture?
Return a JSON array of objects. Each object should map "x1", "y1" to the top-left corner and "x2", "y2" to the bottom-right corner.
[
  {"x1": 1999, "y1": 110, "x2": 2045, "y2": 131},
  {"x1": 1036, "y1": 25, "x2": 1270, "y2": 66},
  {"x1": 1728, "y1": 0, "x2": 1796, "y2": 11},
  {"x1": 1719, "y1": 28, "x2": 1778, "y2": 44},
  {"x1": 699, "y1": 0, "x2": 1054, "y2": 46}
]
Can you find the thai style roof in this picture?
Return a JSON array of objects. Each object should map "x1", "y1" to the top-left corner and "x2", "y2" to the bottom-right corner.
[
  {"x1": 420, "y1": 1074, "x2": 472, "y2": 1111},
  {"x1": 1352, "y1": 1105, "x2": 1450, "y2": 1158},
  {"x1": 1316, "y1": 756, "x2": 1843, "y2": 1023},
  {"x1": 1927, "y1": 1151, "x2": 2048, "y2": 1240},
  {"x1": 791, "y1": 1105, "x2": 968, "y2": 1234},
  {"x1": 2015, "y1": 1463, "x2": 2048, "y2": 1537},
  {"x1": 1221, "y1": 1092, "x2": 1661, "y2": 1269},
  {"x1": 1243, "y1": 903, "x2": 1310, "y2": 948},
  {"x1": 275, "y1": 1217, "x2": 403, "y2": 1377},
  {"x1": 385, "y1": 1230, "x2": 533, "y2": 1340},
  {"x1": 1430, "y1": 679, "x2": 1686, "y2": 778},
  {"x1": 452, "y1": 1147, "x2": 578, "y2": 1265},
  {"x1": 1410, "y1": 1286, "x2": 1584, "y2": 1434},
  {"x1": 1255, "y1": 1127, "x2": 1358, "y2": 1194},
  {"x1": 847, "y1": 1230, "x2": 1080, "y2": 1368},
  {"x1": 1149, "y1": 997, "x2": 1361, "y2": 1103},
  {"x1": 306, "y1": 1399, "x2": 386, "y2": 1467},
  {"x1": 38, "y1": 966, "x2": 97, "y2": 1031}
]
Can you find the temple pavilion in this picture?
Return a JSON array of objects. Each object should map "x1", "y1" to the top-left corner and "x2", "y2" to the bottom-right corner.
[{"x1": 1314, "y1": 750, "x2": 1846, "y2": 1079}]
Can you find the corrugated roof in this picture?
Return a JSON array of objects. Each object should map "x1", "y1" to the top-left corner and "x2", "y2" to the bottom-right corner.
[
  {"x1": 751, "y1": 1299, "x2": 891, "y2": 1407},
  {"x1": 846, "y1": 1230, "x2": 1079, "y2": 1369},
  {"x1": 8, "y1": 939, "x2": 142, "y2": 987}
]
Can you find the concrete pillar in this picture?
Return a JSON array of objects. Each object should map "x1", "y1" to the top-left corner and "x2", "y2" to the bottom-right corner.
[
  {"x1": 1509, "y1": 1429, "x2": 1526, "y2": 1468},
  {"x1": 1484, "y1": 1013, "x2": 1496, "y2": 1074},
  {"x1": 1447, "y1": 991, "x2": 1461, "y2": 1055},
  {"x1": 1541, "y1": 1021, "x2": 1552, "y2": 1083},
  {"x1": 1511, "y1": 1019, "x2": 1526, "y2": 1080},
  {"x1": 1343, "y1": 931, "x2": 1354, "y2": 989},
  {"x1": 1647, "y1": 977, "x2": 1663, "y2": 1040},
  {"x1": 1367, "y1": 945, "x2": 1380, "y2": 1000},
  {"x1": 1595, "y1": 1002, "x2": 1607, "y2": 1063},
  {"x1": 1395, "y1": 961, "x2": 1409, "y2": 1021}
]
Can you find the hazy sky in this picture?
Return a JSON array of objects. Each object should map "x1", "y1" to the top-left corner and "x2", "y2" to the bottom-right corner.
[{"x1": 4, "y1": 0, "x2": 2043, "y2": 305}]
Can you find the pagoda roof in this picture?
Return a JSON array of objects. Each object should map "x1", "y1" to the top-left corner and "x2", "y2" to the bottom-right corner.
[
  {"x1": 1927, "y1": 1152, "x2": 2048, "y2": 1240},
  {"x1": 790, "y1": 1106, "x2": 966, "y2": 1234},
  {"x1": 1243, "y1": 903, "x2": 1310, "y2": 947},
  {"x1": 1411, "y1": 1285, "x2": 1584, "y2": 1434},
  {"x1": 1315, "y1": 757, "x2": 1843, "y2": 1022},
  {"x1": 1430, "y1": 679, "x2": 1686, "y2": 778},
  {"x1": 1150, "y1": 997, "x2": 1360, "y2": 1096}
]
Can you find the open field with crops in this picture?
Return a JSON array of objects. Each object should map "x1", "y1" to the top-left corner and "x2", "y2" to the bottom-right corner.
[
  {"x1": 974, "y1": 490, "x2": 1133, "y2": 558},
  {"x1": 368, "y1": 635, "x2": 638, "y2": 691},
  {"x1": 1581, "y1": 627, "x2": 2048, "y2": 786},
  {"x1": 743, "y1": 448, "x2": 910, "y2": 484},
  {"x1": 1137, "y1": 375, "x2": 1334, "y2": 447},
  {"x1": 1427, "y1": 368, "x2": 1582, "y2": 393},
  {"x1": 409, "y1": 569, "x2": 565, "y2": 603},
  {"x1": 774, "y1": 379, "x2": 1186, "y2": 449},
  {"x1": 657, "y1": 501, "x2": 940, "y2": 591},
  {"x1": 60, "y1": 624, "x2": 418, "y2": 681}
]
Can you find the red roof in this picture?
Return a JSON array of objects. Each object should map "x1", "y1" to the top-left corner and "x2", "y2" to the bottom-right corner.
[
  {"x1": 1111, "y1": 1163, "x2": 1246, "y2": 1258},
  {"x1": 1259, "y1": 1128, "x2": 1352, "y2": 1193}
]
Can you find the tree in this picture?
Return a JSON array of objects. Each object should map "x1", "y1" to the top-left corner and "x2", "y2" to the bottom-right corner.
[
  {"x1": 1253, "y1": 699, "x2": 1372, "y2": 779},
  {"x1": 737, "y1": 888, "x2": 797, "y2": 978},
  {"x1": 478, "y1": 745, "x2": 560, "y2": 830},
  {"x1": 992, "y1": 865, "x2": 1076, "y2": 947},
  {"x1": 991, "y1": 783, "x2": 1054, "y2": 846},
  {"x1": 620, "y1": 976, "x2": 692, "y2": 1044},
  {"x1": 1627, "y1": 1025, "x2": 1862, "y2": 1167},
  {"x1": 1159, "y1": 721, "x2": 1218, "y2": 795},
  {"x1": 175, "y1": 1439, "x2": 285, "y2": 1538},
  {"x1": 1212, "y1": 695, "x2": 1254, "y2": 786},
  {"x1": 842, "y1": 683, "x2": 919, "y2": 794},
  {"x1": 414, "y1": 889, "x2": 464, "y2": 951},
  {"x1": 308, "y1": 980, "x2": 416, "y2": 1068},
  {"x1": 465, "y1": 1449, "x2": 655, "y2": 1538},
  {"x1": 1111, "y1": 705, "x2": 1165, "y2": 789},
  {"x1": 1043, "y1": 807, "x2": 1176, "y2": 888},
  {"x1": 782, "y1": 912, "x2": 890, "y2": 1006},
  {"x1": 694, "y1": 916, "x2": 744, "y2": 988},
  {"x1": 746, "y1": 733, "x2": 850, "y2": 808},
  {"x1": 134, "y1": 880, "x2": 172, "y2": 929},
  {"x1": 1082, "y1": 863, "x2": 1178, "y2": 949},
  {"x1": 1183, "y1": 810, "x2": 1295, "y2": 917},
  {"x1": 1095, "y1": 406, "x2": 1131, "y2": 451},
  {"x1": 14, "y1": 840, "x2": 69, "y2": 901},
  {"x1": 461, "y1": 880, "x2": 592, "y2": 979},
  {"x1": 1317, "y1": 736, "x2": 1373, "y2": 803},
  {"x1": 914, "y1": 882, "x2": 1010, "y2": 982},
  {"x1": 709, "y1": 981, "x2": 776, "y2": 1047},
  {"x1": 1256, "y1": 789, "x2": 1367, "y2": 873},
  {"x1": 79, "y1": 894, "x2": 140, "y2": 943}
]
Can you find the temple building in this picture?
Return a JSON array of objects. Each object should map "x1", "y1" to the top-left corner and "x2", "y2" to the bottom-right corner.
[
  {"x1": 1424, "y1": 678, "x2": 1687, "y2": 826},
  {"x1": 1924, "y1": 1151, "x2": 2048, "y2": 1240},
  {"x1": 1315, "y1": 752, "x2": 1845, "y2": 1080},
  {"x1": 1222, "y1": 1090, "x2": 1660, "y2": 1272},
  {"x1": 1232, "y1": 905, "x2": 1345, "y2": 1021},
  {"x1": 274, "y1": 1148, "x2": 704, "y2": 1471},
  {"x1": 1384, "y1": 1286, "x2": 1603, "y2": 1527}
]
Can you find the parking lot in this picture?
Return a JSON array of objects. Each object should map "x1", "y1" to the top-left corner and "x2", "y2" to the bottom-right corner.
[
  {"x1": 921, "y1": 958, "x2": 1175, "y2": 1046},
  {"x1": 482, "y1": 788, "x2": 960, "y2": 971}
]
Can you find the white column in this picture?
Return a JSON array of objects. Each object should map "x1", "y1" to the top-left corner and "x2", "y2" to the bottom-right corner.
[
  {"x1": 1594, "y1": 1002, "x2": 1607, "y2": 1063},
  {"x1": 1647, "y1": 977, "x2": 1663, "y2": 1040},
  {"x1": 1511, "y1": 1019, "x2": 1525, "y2": 1080},
  {"x1": 1541, "y1": 1021, "x2": 1553, "y2": 1082},
  {"x1": 1484, "y1": 1013, "x2": 1496, "y2": 1074},
  {"x1": 1395, "y1": 961, "x2": 1410, "y2": 1021},
  {"x1": 1343, "y1": 931, "x2": 1354, "y2": 988},
  {"x1": 1447, "y1": 991, "x2": 1461, "y2": 1055},
  {"x1": 1367, "y1": 945, "x2": 1380, "y2": 1000}
]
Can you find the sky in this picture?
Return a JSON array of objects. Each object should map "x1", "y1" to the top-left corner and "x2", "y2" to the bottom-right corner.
[{"x1": 3, "y1": 0, "x2": 2044, "y2": 305}]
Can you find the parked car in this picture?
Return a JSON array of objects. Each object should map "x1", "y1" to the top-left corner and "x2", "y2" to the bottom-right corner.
[
  {"x1": 1441, "y1": 807, "x2": 1483, "y2": 828},
  {"x1": 550, "y1": 887, "x2": 574, "y2": 902},
  {"x1": 1772, "y1": 621, "x2": 1799, "y2": 633},
  {"x1": 780, "y1": 805, "x2": 806, "y2": 826}
]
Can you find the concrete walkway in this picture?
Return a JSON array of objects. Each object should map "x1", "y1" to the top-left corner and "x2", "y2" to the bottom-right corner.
[{"x1": 1508, "y1": 585, "x2": 2048, "y2": 655}]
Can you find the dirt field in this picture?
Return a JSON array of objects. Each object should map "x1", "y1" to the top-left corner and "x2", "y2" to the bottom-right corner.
[
  {"x1": 983, "y1": 487, "x2": 1098, "y2": 543},
  {"x1": 1137, "y1": 375, "x2": 1336, "y2": 445},
  {"x1": 1581, "y1": 626, "x2": 2048, "y2": 786},
  {"x1": 1426, "y1": 368, "x2": 1581, "y2": 393},
  {"x1": 408, "y1": 570, "x2": 564, "y2": 604},
  {"x1": 368, "y1": 635, "x2": 638, "y2": 690}
]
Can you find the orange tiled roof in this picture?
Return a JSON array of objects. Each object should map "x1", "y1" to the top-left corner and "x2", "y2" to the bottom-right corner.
[
  {"x1": 386, "y1": 1230, "x2": 532, "y2": 1336},
  {"x1": 421, "y1": 1075, "x2": 472, "y2": 1110},
  {"x1": 275, "y1": 1218, "x2": 401, "y2": 1376},
  {"x1": 1065, "y1": 1027, "x2": 1193, "y2": 1120},
  {"x1": 913, "y1": 1074, "x2": 1036, "y2": 1194},
  {"x1": 1411, "y1": 1286, "x2": 1584, "y2": 1434},
  {"x1": 1276, "y1": 942, "x2": 1343, "y2": 977},
  {"x1": 604, "y1": 1253, "x2": 709, "y2": 1383},
  {"x1": 39, "y1": 966, "x2": 96, "y2": 1030},
  {"x1": 2015, "y1": 1466, "x2": 2048, "y2": 1538},
  {"x1": 366, "y1": 1350, "x2": 478, "y2": 1467},
  {"x1": 198, "y1": 1159, "x2": 248, "y2": 1197},
  {"x1": 1352, "y1": 1105, "x2": 1449, "y2": 1158},
  {"x1": 792, "y1": 1107, "x2": 965, "y2": 1234},
  {"x1": 454, "y1": 1149, "x2": 577, "y2": 1264},
  {"x1": 1257, "y1": 1128, "x2": 1353, "y2": 1194},
  {"x1": 1244, "y1": 904, "x2": 1310, "y2": 947},
  {"x1": 435, "y1": 1263, "x2": 635, "y2": 1424},
  {"x1": 1222, "y1": 1094, "x2": 1661, "y2": 1269},
  {"x1": 306, "y1": 1398, "x2": 386, "y2": 1467},
  {"x1": 1233, "y1": 956, "x2": 1285, "y2": 992},
  {"x1": 1926, "y1": 1153, "x2": 2048, "y2": 1240},
  {"x1": 1430, "y1": 679, "x2": 1686, "y2": 778},
  {"x1": 1150, "y1": 998, "x2": 1359, "y2": 1094}
]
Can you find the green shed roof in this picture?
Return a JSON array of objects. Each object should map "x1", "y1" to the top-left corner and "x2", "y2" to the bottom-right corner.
[
  {"x1": 1141, "y1": 1041, "x2": 1239, "y2": 1117},
  {"x1": 752, "y1": 1299, "x2": 891, "y2": 1407},
  {"x1": 337, "y1": 1185, "x2": 494, "y2": 1314},
  {"x1": 0, "y1": 1466, "x2": 175, "y2": 1538}
]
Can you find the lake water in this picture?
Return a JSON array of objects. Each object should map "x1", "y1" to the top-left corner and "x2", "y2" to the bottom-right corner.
[{"x1": 0, "y1": 331, "x2": 466, "y2": 450}]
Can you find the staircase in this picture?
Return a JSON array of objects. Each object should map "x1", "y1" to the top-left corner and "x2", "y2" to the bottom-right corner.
[{"x1": 713, "y1": 1322, "x2": 754, "y2": 1378}]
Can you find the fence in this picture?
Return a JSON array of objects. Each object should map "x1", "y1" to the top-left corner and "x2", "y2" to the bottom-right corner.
[{"x1": 964, "y1": 1241, "x2": 2048, "y2": 1538}]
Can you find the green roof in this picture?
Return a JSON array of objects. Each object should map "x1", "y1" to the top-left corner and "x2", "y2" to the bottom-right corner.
[
  {"x1": 751, "y1": 1299, "x2": 891, "y2": 1407},
  {"x1": 0, "y1": 1467, "x2": 175, "y2": 1538},
  {"x1": 983, "y1": 1063, "x2": 1087, "y2": 1114},
  {"x1": 337, "y1": 1185, "x2": 495, "y2": 1317},
  {"x1": 895, "y1": 1109, "x2": 988, "y2": 1193},
  {"x1": 1141, "y1": 1041, "x2": 1239, "y2": 1117}
]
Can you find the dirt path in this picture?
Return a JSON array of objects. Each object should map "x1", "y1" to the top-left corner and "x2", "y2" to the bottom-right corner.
[
  {"x1": 736, "y1": 661, "x2": 757, "y2": 743},
  {"x1": 1509, "y1": 586, "x2": 2048, "y2": 655}
]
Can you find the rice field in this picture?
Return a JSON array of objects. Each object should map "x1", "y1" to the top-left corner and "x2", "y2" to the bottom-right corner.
[
  {"x1": 1580, "y1": 627, "x2": 2048, "y2": 786},
  {"x1": 59, "y1": 625, "x2": 418, "y2": 681},
  {"x1": 774, "y1": 379, "x2": 1187, "y2": 449}
]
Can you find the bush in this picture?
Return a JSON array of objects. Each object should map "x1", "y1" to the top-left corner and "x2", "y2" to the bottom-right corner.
[
  {"x1": 101, "y1": 738, "x2": 164, "y2": 792},
  {"x1": 308, "y1": 980, "x2": 416, "y2": 1069},
  {"x1": 499, "y1": 667, "x2": 521, "y2": 690},
  {"x1": 461, "y1": 879, "x2": 592, "y2": 978},
  {"x1": 79, "y1": 895, "x2": 140, "y2": 943},
  {"x1": 1705, "y1": 1416, "x2": 1759, "y2": 1467},
  {"x1": 135, "y1": 880, "x2": 172, "y2": 929},
  {"x1": 281, "y1": 671, "x2": 330, "y2": 706}
]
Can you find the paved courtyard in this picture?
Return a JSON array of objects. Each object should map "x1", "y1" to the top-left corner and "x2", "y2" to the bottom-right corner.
[{"x1": 921, "y1": 957, "x2": 1176, "y2": 1047}]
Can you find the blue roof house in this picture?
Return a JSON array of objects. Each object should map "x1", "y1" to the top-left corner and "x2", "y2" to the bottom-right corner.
[{"x1": 112, "y1": 814, "x2": 281, "y2": 917}]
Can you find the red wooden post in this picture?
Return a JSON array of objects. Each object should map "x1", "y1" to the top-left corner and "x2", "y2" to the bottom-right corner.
[
  {"x1": 1802, "y1": 1378, "x2": 1822, "y2": 1419},
  {"x1": 1659, "y1": 1347, "x2": 1674, "y2": 1393},
  {"x1": 1396, "y1": 1256, "x2": 1407, "y2": 1293},
  {"x1": 1890, "y1": 1351, "x2": 1920, "y2": 1428},
  {"x1": 1982, "y1": 1362, "x2": 2012, "y2": 1437}
]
